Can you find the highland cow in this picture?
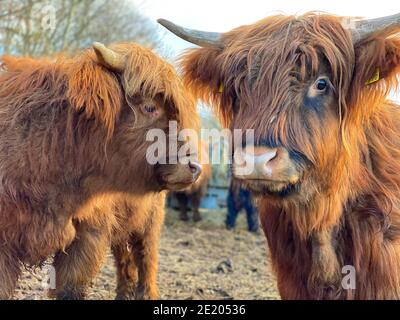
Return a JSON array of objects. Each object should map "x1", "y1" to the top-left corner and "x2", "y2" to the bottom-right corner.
[
  {"x1": 0, "y1": 42, "x2": 201, "y2": 299},
  {"x1": 160, "y1": 12, "x2": 400, "y2": 299}
]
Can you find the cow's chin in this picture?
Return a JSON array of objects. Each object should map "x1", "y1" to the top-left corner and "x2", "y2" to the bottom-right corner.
[
  {"x1": 155, "y1": 164, "x2": 199, "y2": 191},
  {"x1": 235, "y1": 178, "x2": 300, "y2": 199}
]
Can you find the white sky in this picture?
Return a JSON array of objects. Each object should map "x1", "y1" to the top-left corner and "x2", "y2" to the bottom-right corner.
[{"x1": 132, "y1": 0, "x2": 400, "y2": 102}]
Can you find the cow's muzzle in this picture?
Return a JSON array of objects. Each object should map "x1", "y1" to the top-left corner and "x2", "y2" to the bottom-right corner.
[
  {"x1": 232, "y1": 145, "x2": 300, "y2": 196},
  {"x1": 155, "y1": 157, "x2": 203, "y2": 191}
]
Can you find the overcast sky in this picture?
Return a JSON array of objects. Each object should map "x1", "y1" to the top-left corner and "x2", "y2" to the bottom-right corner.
[{"x1": 132, "y1": 0, "x2": 400, "y2": 102}]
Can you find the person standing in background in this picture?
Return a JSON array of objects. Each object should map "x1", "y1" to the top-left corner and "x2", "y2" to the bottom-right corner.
[{"x1": 226, "y1": 179, "x2": 259, "y2": 233}]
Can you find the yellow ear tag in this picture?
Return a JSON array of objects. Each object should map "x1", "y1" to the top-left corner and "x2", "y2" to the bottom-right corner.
[
  {"x1": 218, "y1": 84, "x2": 224, "y2": 93},
  {"x1": 365, "y1": 68, "x2": 380, "y2": 85}
]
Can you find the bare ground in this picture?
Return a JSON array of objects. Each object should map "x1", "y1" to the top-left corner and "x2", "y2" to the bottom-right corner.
[{"x1": 15, "y1": 208, "x2": 280, "y2": 300}]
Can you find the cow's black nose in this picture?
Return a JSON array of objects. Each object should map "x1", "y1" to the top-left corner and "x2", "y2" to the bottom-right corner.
[{"x1": 188, "y1": 161, "x2": 202, "y2": 180}]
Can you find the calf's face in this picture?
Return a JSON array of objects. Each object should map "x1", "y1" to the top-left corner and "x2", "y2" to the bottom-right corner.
[{"x1": 93, "y1": 43, "x2": 202, "y2": 192}]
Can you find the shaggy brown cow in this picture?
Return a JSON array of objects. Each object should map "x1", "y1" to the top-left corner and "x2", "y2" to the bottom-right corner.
[
  {"x1": 171, "y1": 142, "x2": 212, "y2": 221},
  {"x1": 0, "y1": 42, "x2": 201, "y2": 299},
  {"x1": 160, "y1": 12, "x2": 400, "y2": 299}
]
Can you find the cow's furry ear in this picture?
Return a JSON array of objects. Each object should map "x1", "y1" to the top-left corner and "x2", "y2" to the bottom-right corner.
[
  {"x1": 353, "y1": 33, "x2": 400, "y2": 92},
  {"x1": 179, "y1": 47, "x2": 233, "y2": 126}
]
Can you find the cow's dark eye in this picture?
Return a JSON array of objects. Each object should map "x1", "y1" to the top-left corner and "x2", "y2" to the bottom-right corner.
[
  {"x1": 144, "y1": 105, "x2": 156, "y2": 113},
  {"x1": 140, "y1": 102, "x2": 161, "y2": 118},
  {"x1": 315, "y1": 79, "x2": 327, "y2": 91}
]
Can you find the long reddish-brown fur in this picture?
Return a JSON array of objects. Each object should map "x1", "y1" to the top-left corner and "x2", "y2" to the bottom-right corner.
[
  {"x1": 179, "y1": 12, "x2": 400, "y2": 299},
  {"x1": 0, "y1": 43, "x2": 198, "y2": 299}
]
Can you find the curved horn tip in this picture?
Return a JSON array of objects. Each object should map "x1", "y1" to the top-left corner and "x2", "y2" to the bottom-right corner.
[
  {"x1": 157, "y1": 18, "x2": 168, "y2": 25},
  {"x1": 157, "y1": 18, "x2": 180, "y2": 29},
  {"x1": 92, "y1": 41, "x2": 103, "y2": 48},
  {"x1": 92, "y1": 42, "x2": 107, "y2": 51},
  {"x1": 157, "y1": 18, "x2": 223, "y2": 48},
  {"x1": 157, "y1": 18, "x2": 183, "y2": 31}
]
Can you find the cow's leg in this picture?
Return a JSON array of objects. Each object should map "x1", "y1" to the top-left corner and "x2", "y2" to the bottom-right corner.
[
  {"x1": 308, "y1": 228, "x2": 341, "y2": 299},
  {"x1": 112, "y1": 241, "x2": 139, "y2": 300},
  {"x1": 51, "y1": 222, "x2": 110, "y2": 300},
  {"x1": 134, "y1": 207, "x2": 164, "y2": 300},
  {"x1": 191, "y1": 192, "x2": 202, "y2": 222},
  {"x1": 175, "y1": 193, "x2": 189, "y2": 221},
  {"x1": 0, "y1": 249, "x2": 20, "y2": 299}
]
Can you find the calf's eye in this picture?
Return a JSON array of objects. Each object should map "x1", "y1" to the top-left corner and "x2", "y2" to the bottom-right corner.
[{"x1": 144, "y1": 105, "x2": 156, "y2": 113}]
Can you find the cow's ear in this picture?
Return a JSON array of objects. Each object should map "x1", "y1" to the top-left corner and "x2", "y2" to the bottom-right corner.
[
  {"x1": 180, "y1": 47, "x2": 233, "y2": 126},
  {"x1": 352, "y1": 34, "x2": 400, "y2": 92}
]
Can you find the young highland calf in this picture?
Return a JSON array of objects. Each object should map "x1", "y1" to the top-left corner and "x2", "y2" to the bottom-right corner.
[
  {"x1": 160, "y1": 12, "x2": 400, "y2": 299},
  {"x1": 0, "y1": 42, "x2": 201, "y2": 299}
]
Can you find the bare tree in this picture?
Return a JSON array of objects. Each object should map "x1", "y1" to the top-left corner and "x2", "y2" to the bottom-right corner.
[{"x1": 0, "y1": 0, "x2": 162, "y2": 56}]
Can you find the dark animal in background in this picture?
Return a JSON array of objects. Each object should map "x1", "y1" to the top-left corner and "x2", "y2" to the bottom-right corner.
[
  {"x1": 171, "y1": 142, "x2": 212, "y2": 222},
  {"x1": 0, "y1": 42, "x2": 201, "y2": 299},
  {"x1": 160, "y1": 12, "x2": 400, "y2": 299}
]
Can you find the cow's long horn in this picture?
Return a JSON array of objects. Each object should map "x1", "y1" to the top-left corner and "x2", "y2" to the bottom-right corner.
[
  {"x1": 157, "y1": 18, "x2": 223, "y2": 48},
  {"x1": 351, "y1": 12, "x2": 400, "y2": 42},
  {"x1": 93, "y1": 42, "x2": 125, "y2": 72}
]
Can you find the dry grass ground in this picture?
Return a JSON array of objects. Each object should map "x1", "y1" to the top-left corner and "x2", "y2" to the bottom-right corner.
[{"x1": 15, "y1": 208, "x2": 280, "y2": 300}]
